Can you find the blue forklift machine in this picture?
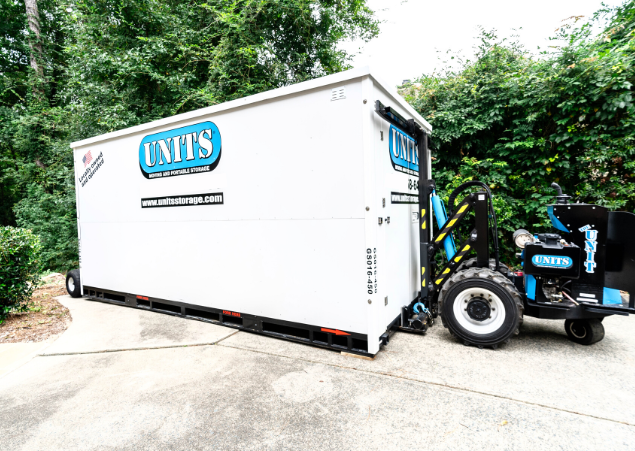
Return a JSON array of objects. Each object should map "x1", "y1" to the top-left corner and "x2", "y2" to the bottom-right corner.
[{"x1": 375, "y1": 101, "x2": 635, "y2": 348}]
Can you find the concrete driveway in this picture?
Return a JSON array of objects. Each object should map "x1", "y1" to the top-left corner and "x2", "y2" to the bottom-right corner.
[{"x1": 1, "y1": 296, "x2": 634, "y2": 450}]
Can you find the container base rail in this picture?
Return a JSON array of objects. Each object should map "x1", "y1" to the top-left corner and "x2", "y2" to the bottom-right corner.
[{"x1": 82, "y1": 285, "x2": 380, "y2": 357}]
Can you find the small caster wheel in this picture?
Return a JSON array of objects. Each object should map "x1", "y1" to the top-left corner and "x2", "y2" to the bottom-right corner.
[
  {"x1": 66, "y1": 269, "x2": 82, "y2": 298},
  {"x1": 564, "y1": 319, "x2": 604, "y2": 345}
]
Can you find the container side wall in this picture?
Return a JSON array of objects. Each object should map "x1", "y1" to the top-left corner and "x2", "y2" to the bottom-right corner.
[{"x1": 73, "y1": 81, "x2": 369, "y2": 334}]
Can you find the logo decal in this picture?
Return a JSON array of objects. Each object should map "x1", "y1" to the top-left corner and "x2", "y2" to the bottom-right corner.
[
  {"x1": 82, "y1": 150, "x2": 93, "y2": 167},
  {"x1": 389, "y1": 125, "x2": 418, "y2": 176},
  {"x1": 139, "y1": 121, "x2": 221, "y2": 179},
  {"x1": 141, "y1": 192, "x2": 224, "y2": 209},
  {"x1": 79, "y1": 151, "x2": 104, "y2": 187},
  {"x1": 531, "y1": 255, "x2": 573, "y2": 269},
  {"x1": 579, "y1": 224, "x2": 597, "y2": 273},
  {"x1": 390, "y1": 191, "x2": 418, "y2": 204}
]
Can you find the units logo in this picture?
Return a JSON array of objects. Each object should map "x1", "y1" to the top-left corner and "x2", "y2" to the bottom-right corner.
[
  {"x1": 531, "y1": 255, "x2": 573, "y2": 269},
  {"x1": 389, "y1": 125, "x2": 419, "y2": 176},
  {"x1": 139, "y1": 121, "x2": 221, "y2": 179},
  {"x1": 579, "y1": 224, "x2": 597, "y2": 273}
]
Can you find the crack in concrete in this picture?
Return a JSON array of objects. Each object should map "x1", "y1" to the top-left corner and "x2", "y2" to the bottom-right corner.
[
  {"x1": 38, "y1": 342, "x2": 218, "y2": 357},
  {"x1": 216, "y1": 341, "x2": 635, "y2": 428},
  {"x1": 215, "y1": 330, "x2": 240, "y2": 344},
  {"x1": 30, "y1": 327, "x2": 634, "y2": 429},
  {"x1": 37, "y1": 330, "x2": 241, "y2": 357}
]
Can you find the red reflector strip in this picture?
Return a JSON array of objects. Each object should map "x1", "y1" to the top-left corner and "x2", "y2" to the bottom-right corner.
[
  {"x1": 320, "y1": 327, "x2": 350, "y2": 336},
  {"x1": 136, "y1": 295, "x2": 149, "y2": 300}
]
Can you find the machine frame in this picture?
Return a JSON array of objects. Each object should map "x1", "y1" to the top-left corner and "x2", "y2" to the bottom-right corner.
[{"x1": 375, "y1": 100, "x2": 635, "y2": 346}]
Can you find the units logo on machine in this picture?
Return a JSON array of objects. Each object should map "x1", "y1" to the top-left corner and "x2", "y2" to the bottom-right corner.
[
  {"x1": 139, "y1": 121, "x2": 222, "y2": 179},
  {"x1": 389, "y1": 125, "x2": 419, "y2": 176},
  {"x1": 531, "y1": 255, "x2": 573, "y2": 269},
  {"x1": 579, "y1": 224, "x2": 598, "y2": 273}
]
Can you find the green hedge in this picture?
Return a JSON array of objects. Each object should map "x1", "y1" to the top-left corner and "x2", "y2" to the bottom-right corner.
[
  {"x1": 0, "y1": 227, "x2": 41, "y2": 322},
  {"x1": 402, "y1": 3, "x2": 635, "y2": 263}
]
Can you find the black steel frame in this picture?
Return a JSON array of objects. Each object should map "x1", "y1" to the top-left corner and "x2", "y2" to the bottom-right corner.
[
  {"x1": 424, "y1": 194, "x2": 490, "y2": 299},
  {"x1": 82, "y1": 285, "x2": 374, "y2": 357},
  {"x1": 525, "y1": 277, "x2": 635, "y2": 319}
]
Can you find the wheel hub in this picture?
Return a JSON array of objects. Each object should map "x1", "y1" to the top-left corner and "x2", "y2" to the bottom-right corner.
[
  {"x1": 466, "y1": 298, "x2": 491, "y2": 321},
  {"x1": 452, "y1": 287, "x2": 506, "y2": 335},
  {"x1": 569, "y1": 321, "x2": 588, "y2": 339}
]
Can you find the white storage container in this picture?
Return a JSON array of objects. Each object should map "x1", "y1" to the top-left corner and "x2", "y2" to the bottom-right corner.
[{"x1": 71, "y1": 67, "x2": 432, "y2": 356}]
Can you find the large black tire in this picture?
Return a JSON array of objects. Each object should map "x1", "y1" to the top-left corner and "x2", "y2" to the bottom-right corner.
[
  {"x1": 66, "y1": 270, "x2": 82, "y2": 298},
  {"x1": 564, "y1": 319, "x2": 605, "y2": 345},
  {"x1": 439, "y1": 268, "x2": 523, "y2": 348},
  {"x1": 458, "y1": 257, "x2": 509, "y2": 276}
]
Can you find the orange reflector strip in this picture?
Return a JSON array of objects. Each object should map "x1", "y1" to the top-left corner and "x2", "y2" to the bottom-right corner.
[{"x1": 321, "y1": 328, "x2": 350, "y2": 336}]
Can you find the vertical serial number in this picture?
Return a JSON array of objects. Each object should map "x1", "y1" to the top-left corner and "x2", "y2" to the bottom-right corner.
[{"x1": 367, "y1": 248, "x2": 377, "y2": 295}]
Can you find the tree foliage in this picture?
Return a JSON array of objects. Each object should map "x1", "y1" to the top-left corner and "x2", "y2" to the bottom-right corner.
[
  {"x1": 0, "y1": 0, "x2": 378, "y2": 271},
  {"x1": 62, "y1": 0, "x2": 378, "y2": 136},
  {"x1": 402, "y1": 2, "x2": 635, "y2": 262}
]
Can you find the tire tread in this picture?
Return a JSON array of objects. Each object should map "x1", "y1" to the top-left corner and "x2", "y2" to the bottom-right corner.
[
  {"x1": 458, "y1": 257, "x2": 509, "y2": 275},
  {"x1": 439, "y1": 267, "x2": 523, "y2": 347},
  {"x1": 564, "y1": 318, "x2": 604, "y2": 345}
]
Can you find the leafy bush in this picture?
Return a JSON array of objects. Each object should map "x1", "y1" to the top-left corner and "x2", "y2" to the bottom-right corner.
[
  {"x1": 402, "y1": 2, "x2": 635, "y2": 264},
  {"x1": 13, "y1": 182, "x2": 78, "y2": 272},
  {"x1": 0, "y1": 226, "x2": 41, "y2": 322}
]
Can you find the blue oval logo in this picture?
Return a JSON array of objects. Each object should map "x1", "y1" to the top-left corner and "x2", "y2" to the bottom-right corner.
[
  {"x1": 139, "y1": 121, "x2": 221, "y2": 179},
  {"x1": 531, "y1": 255, "x2": 573, "y2": 269},
  {"x1": 389, "y1": 125, "x2": 419, "y2": 176}
]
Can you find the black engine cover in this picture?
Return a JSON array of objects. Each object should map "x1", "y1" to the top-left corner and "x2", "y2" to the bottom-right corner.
[
  {"x1": 524, "y1": 241, "x2": 581, "y2": 278},
  {"x1": 550, "y1": 204, "x2": 608, "y2": 286}
]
